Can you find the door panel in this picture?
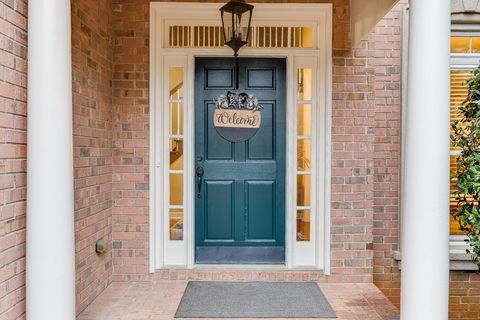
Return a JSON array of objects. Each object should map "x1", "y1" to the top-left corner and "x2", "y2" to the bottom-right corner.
[
  {"x1": 205, "y1": 181, "x2": 234, "y2": 240},
  {"x1": 247, "y1": 102, "x2": 275, "y2": 160},
  {"x1": 205, "y1": 68, "x2": 235, "y2": 89},
  {"x1": 246, "y1": 181, "x2": 275, "y2": 240},
  {"x1": 195, "y1": 57, "x2": 286, "y2": 264},
  {"x1": 246, "y1": 68, "x2": 275, "y2": 89},
  {"x1": 206, "y1": 102, "x2": 233, "y2": 160}
]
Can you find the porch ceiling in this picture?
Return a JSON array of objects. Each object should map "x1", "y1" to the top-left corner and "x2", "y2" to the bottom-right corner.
[{"x1": 350, "y1": 0, "x2": 400, "y2": 45}]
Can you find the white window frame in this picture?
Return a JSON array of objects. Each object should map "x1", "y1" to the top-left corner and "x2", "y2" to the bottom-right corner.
[
  {"x1": 293, "y1": 57, "x2": 319, "y2": 266},
  {"x1": 162, "y1": 56, "x2": 188, "y2": 266},
  {"x1": 449, "y1": 32, "x2": 480, "y2": 246},
  {"x1": 400, "y1": 10, "x2": 480, "y2": 269},
  {"x1": 449, "y1": 30, "x2": 480, "y2": 269},
  {"x1": 149, "y1": 3, "x2": 332, "y2": 272}
]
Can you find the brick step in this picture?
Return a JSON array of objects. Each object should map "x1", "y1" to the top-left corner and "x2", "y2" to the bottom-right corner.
[{"x1": 154, "y1": 268, "x2": 328, "y2": 282}]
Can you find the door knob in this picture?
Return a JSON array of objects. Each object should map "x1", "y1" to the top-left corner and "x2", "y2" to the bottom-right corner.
[{"x1": 196, "y1": 166, "x2": 204, "y2": 198}]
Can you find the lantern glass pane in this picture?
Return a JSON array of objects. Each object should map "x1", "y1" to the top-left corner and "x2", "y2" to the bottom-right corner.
[
  {"x1": 222, "y1": 11, "x2": 234, "y2": 42},
  {"x1": 238, "y1": 10, "x2": 251, "y2": 42}
]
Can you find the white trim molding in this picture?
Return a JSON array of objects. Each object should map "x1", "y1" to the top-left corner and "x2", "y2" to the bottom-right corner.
[{"x1": 149, "y1": 3, "x2": 333, "y2": 272}]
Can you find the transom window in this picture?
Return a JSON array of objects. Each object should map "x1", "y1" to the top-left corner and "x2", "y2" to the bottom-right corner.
[{"x1": 167, "y1": 25, "x2": 315, "y2": 48}]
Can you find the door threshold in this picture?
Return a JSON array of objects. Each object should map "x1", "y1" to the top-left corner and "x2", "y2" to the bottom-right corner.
[
  {"x1": 192, "y1": 264, "x2": 323, "y2": 272},
  {"x1": 158, "y1": 265, "x2": 323, "y2": 271},
  {"x1": 193, "y1": 264, "x2": 288, "y2": 270}
]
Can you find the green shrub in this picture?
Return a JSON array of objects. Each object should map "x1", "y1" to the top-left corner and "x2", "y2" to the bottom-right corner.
[{"x1": 451, "y1": 67, "x2": 480, "y2": 268}]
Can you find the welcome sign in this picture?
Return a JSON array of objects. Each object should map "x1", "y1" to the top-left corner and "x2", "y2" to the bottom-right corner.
[
  {"x1": 213, "y1": 109, "x2": 261, "y2": 128},
  {"x1": 213, "y1": 92, "x2": 262, "y2": 142}
]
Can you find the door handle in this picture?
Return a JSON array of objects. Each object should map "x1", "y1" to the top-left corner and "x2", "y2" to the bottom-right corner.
[{"x1": 196, "y1": 166, "x2": 204, "y2": 198}]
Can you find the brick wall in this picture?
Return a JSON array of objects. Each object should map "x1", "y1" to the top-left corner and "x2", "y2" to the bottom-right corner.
[
  {"x1": 108, "y1": 0, "x2": 377, "y2": 283},
  {"x1": 372, "y1": 2, "x2": 404, "y2": 306},
  {"x1": 106, "y1": 1, "x2": 480, "y2": 318},
  {"x1": 329, "y1": 0, "x2": 375, "y2": 282},
  {"x1": 449, "y1": 272, "x2": 480, "y2": 320},
  {"x1": 0, "y1": 0, "x2": 475, "y2": 318},
  {"x1": 111, "y1": 0, "x2": 150, "y2": 281},
  {"x1": 0, "y1": 0, "x2": 27, "y2": 319},
  {"x1": 72, "y1": 0, "x2": 114, "y2": 313}
]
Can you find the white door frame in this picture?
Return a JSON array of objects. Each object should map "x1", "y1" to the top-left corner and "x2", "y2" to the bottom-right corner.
[{"x1": 149, "y1": 2, "x2": 332, "y2": 272}]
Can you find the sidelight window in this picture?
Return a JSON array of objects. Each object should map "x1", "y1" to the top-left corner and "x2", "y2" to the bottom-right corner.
[
  {"x1": 168, "y1": 67, "x2": 185, "y2": 241},
  {"x1": 295, "y1": 68, "x2": 313, "y2": 242},
  {"x1": 290, "y1": 55, "x2": 322, "y2": 268}
]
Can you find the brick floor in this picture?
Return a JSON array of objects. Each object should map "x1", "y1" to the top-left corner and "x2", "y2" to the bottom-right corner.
[{"x1": 77, "y1": 281, "x2": 400, "y2": 320}]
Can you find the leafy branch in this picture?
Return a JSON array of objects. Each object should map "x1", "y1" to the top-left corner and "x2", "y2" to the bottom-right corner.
[{"x1": 451, "y1": 67, "x2": 480, "y2": 268}]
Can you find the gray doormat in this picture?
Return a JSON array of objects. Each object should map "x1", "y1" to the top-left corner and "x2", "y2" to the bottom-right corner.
[{"x1": 175, "y1": 281, "x2": 337, "y2": 318}]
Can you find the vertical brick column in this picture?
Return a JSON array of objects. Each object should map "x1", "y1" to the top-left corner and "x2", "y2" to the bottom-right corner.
[
  {"x1": 71, "y1": 0, "x2": 114, "y2": 313},
  {"x1": 0, "y1": 0, "x2": 28, "y2": 318},
  {"x1": 112, "y1": 0, "x2": 150, "y2": 281},
  {"x1": 330, "y1": 0, "x2": 376, "y2": 282},
  {"x1": 372, "y1": 2, "x2": 404, "y2": 306}
]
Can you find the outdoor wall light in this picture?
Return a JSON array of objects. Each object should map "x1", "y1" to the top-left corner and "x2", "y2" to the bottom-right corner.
[
  {"x1": 220, "y1": 0, "x2": 254, "y2": 57},
  {"x1": 95, "y1": 239, "x2": 107, "y2": 255}
]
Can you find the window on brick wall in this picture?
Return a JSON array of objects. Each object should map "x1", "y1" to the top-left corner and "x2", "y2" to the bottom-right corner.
[{"x1": 449, "y1": 35, "x2": 480, "y2": 235}]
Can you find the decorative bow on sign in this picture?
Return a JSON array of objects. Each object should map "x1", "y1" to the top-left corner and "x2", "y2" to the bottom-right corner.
[
  {"x1": 213, "y1": 91, "x2": 263, "y2": 143},
  {"x1": 215, "y1": 91, "x2": 263, "y2": 111}
]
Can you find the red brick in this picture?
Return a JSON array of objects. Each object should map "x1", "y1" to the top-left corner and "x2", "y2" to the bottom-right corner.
[{"x1": 72, "y1": 0, "x2": 114, "y2": 315}]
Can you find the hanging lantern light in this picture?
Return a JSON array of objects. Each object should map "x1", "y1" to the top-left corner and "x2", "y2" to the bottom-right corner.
[
  {"x1": 214, "y1": 0, "x2": 262, "y2": 144},
  {"x1": 220, "y1": 0, "x2": 254, "y2": 57}
]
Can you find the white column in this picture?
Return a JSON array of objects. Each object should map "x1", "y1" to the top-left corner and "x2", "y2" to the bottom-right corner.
[
  {"x1": 26, "y1": 1, "x2": 75, "y2": 320},
  {"x1": 401, "y1": 1, "x2": 451, "y2": 320}
]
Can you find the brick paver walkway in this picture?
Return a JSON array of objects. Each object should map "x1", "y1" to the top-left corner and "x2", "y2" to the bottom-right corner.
[{"x1": 78, "y1": 281, "x2": 400, "y2": 320}]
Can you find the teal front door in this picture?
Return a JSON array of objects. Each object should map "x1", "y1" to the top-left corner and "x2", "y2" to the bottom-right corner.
[{"x1": 195, "y1": 57, "x2": 286, "y2": 264}]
